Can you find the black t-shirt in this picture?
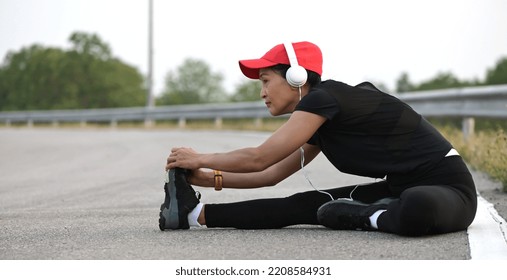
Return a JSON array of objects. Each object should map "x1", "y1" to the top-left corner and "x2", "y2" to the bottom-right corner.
[{"x1": 295, "y1": 80, "x2": 452, "y2": 185}]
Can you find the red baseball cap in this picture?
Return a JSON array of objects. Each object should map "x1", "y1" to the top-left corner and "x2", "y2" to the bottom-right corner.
[{"x1": 239, "y1": 41, "x2": 323, "y2": 79}]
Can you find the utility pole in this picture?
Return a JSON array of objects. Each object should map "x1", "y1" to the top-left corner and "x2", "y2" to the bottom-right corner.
[{"x1": 145, "y1": 0, "x2": 155, "y2": 127}]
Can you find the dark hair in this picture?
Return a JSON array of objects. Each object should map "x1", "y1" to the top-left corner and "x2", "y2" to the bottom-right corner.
[{"x1": 271, "y1": 64, "x2": 321, "y2": 88}]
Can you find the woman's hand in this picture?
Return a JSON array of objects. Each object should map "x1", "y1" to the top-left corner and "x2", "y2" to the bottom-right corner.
[{"x1": 166, "y1": 147, "x2": 202, "y2": 171}]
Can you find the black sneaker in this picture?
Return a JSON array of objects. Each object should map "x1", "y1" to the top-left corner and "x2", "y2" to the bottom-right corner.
[
  {"x1": 317, "y1": 198, "x2": 395, "y2": 231},
  {"x1": 159, "y1": 168, "x2": 201, "y2": 231}
]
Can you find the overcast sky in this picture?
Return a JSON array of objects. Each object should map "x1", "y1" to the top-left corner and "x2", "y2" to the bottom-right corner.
[{"x1": 1, "y1": 0, "x2": 506, "y2": 95}]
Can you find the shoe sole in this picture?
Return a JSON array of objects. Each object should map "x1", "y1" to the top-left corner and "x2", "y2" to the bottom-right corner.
[{"x1": 159, "y1": 170, "x2": 180, "y2": 230}]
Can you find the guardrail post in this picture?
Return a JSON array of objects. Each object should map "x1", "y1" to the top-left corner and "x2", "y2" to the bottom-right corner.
[
  {"x1": 178, "y1": 117, "x2": 186, "y2": 129},
  {"x1": 144, "y1": 118, "x2": 154, "y2": 128},
  {"x1": 254, "y1": 117, "x2": 263, "y2": 128},
  {"x1": 462, "y1": 117, "x2": 475, "y2": 141},
  {"x1": 214, "y1": 117, "x2": 223, "y2": 129},
  {"x1": 27, "y1": 119, "x2": 33, "y2": 128},
  {"x1": 5, "y1": 120, "x2": 11, "y2": 127},
  {"x1": 111, "y1": 119, "x2": 117, "y2": 128},
  {"x1": 52, "y1": 120, "x2": 59, "y2": 128},
  {"x1": 80, "y1": 120, "x2": 87, "y2": 128}
]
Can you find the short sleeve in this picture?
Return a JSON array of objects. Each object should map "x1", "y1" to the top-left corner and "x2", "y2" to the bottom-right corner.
[{"x1": 294, "y1": 88, "x2": 339, "y2": 120}]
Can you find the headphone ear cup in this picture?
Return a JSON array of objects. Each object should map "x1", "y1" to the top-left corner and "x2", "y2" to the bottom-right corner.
[{"x1": 286, "y1": 65, "x2": 307, "y2": 87}]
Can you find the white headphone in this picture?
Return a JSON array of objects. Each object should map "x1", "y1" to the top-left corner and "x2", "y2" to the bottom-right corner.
[{"x1": 284, "y1": 42, "x2": 308, "y2": 88}]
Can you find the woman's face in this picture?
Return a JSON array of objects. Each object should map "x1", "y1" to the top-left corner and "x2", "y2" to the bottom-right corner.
[{"x1": 259, "y1": 68, "x2": 300, "y2": 116}]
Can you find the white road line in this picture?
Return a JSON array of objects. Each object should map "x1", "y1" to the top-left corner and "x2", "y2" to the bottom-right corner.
[{"x1": 467, "y1": 195, "x2": 507, "y2": 259}]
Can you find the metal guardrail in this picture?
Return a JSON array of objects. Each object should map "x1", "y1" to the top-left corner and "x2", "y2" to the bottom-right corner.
[
  {"x1": 1, "y1": 85, "x2": 507, "y2": 132},
  {"x1": 0, "y1": 101, "x2": 272, "y2": 124},
  {"x1": 398, "y1": 84, "x2": 507, "y2": 118}
]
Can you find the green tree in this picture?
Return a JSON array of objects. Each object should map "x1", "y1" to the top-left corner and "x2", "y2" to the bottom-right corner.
[
  {"x1": 157, "y1": 58, "x2": 227, "y2": 105},
  {"x1": 485, "y1": 57, "x2": 507, "y2": 85},
  {"x1": 398, "y1": 71, "x2": 479, "y2": 93},
  {"x1": 229, "y1": 80, "x2": 262, "y2": 102},
  {"x1": 69, "y1": 32, "x2": 112, "y2": 60},
  {"x1": 0, "y1": 45, "x2": 70, "y2": 110},
  {"x1": 0, "y1": 31, "x2": 145, "y2": 110},
  {"x1": 64, "y1": 31, "x2": 145, "y2": 108},
  {"x1": 395, "y1": 72, "x2": 414, "y2": 93},
  {"x1": 415, "y1": 72, "x2": 463, "y2": 91}
]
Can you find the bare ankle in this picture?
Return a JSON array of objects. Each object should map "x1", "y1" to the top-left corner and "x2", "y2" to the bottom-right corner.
[{"x1": 197, "y1": 205, "x2": 206, "y2": 225}]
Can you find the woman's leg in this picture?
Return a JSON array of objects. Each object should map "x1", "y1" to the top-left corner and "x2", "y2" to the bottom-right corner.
[
  {"x1": 377, "y1": 157, "x2": 477, "y2": 236},
  {"x1": 378, "y1": 183, "x2": 477, "y2": 236},
  {"x1": 204, "y1": 181, "x2": 392, "y2": 229}
]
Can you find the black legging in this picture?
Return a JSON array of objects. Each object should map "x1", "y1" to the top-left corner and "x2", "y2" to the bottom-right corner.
[{"x1": 204, "y1": 156, "x2": 477, "y2": 236}]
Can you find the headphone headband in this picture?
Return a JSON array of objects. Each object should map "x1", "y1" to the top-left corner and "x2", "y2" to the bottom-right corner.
[{"x1": 284, "y1": 42, "x2": 299, "y2": 68}]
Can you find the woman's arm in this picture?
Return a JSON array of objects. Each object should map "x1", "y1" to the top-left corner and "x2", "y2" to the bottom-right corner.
[
  {"x1": 189, "y1": 143, "x2": 321, "y2": 189},
  {"x1": 166, "y1": 110, "x2": 326, "y2": 172}
]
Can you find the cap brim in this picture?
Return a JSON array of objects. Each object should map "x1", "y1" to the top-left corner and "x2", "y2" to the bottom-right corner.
[{"x1": 239, "y1": 58, "x2": 278, "y2": 79}]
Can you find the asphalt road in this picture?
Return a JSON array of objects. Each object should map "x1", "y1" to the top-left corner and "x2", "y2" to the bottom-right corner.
[{"x1": 0, "y1": 127, "x2": 505, "y2": 260}]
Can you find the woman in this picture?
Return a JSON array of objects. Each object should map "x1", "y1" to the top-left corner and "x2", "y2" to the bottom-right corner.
[{"x1": 160, "y1": 41, "x2": 477, "y2": 236}]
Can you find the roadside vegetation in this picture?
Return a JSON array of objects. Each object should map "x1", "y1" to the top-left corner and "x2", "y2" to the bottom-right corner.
[{"x1": 437, "y1": 121, "x2": 507, "y2": 192}]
